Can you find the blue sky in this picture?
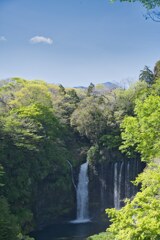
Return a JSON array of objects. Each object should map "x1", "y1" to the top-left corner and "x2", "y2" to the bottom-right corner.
[{"x1": 0, "y1": 0, "x2": 160, "y2": 87}]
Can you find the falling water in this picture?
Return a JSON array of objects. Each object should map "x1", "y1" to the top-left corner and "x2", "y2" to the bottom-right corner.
[
  {"x1": 118, "y1": 161, "x2": 124, "y2": 209},
  {"x1": 114, "y1": 162, "x2": 118, "y2": 209},
  {"x1": 125, "y1": 161, "x2": 130, "y2": 198},
  {"x1": 114, "y1": 162, "x2": 124, "y2": 209},
  {"x1": 71, "y1": 161, "x2": 90, "y2": 223}
]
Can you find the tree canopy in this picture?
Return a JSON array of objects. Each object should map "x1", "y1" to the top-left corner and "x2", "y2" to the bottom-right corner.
[
  {"x1": 120, "y1": 95, "x2": 160, "y2": 161},
  {"x1": 139, "y1": 66, "x2": 154, "y2": 85}
]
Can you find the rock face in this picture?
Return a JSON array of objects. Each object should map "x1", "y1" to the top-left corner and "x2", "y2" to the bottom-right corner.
[
  {"x1": 88, "y1": 153, "x2": 145, "y2": 220},
  {"x1": 33, "y1": 152, "x2": 145, "y2": 229}
]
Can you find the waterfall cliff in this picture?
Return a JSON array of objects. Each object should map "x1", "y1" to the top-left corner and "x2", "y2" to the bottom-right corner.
[{"x1": 89, "y1": 156, "x2": 145, "y2": 220}]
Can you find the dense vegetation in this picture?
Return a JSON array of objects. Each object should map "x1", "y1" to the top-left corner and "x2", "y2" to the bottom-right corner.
[
  {"x1": 0, "y1": 60, "x2": 160, "y2": 239},
  {"x1": 88, "y1": 61, "x2": 160, "y2": 239},
  {"x1": 0, "y1": 79, "x2": 86, "y2": 239}
]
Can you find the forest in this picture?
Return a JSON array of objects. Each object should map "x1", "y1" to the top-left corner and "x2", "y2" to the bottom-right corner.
[{"x1": 0, "y1": 59, "x2": 160, "y2": 240}]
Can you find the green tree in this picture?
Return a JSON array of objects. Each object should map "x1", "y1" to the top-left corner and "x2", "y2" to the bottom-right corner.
[
  {"x1": 139, "y1": 66, "x2": 154, "y2": 85},
  {"x1": 88, "y1": 232, "x2": 114, "y2": 240},
  {"x1": 154, "y1": 60, "x2": 160, "y2": 80},
  {"x1": 0, "y1": 78, "x2": 75, "y2": 234},
  {"x1": 87, "y1": 82, "x2": 95, "y2": 96},
  {"x1": 58, "y1": 84, "x2": 66, "y2": 95},
  {"x1": 71, "y1": 96, "x2": 108, "y2": 142},
  {"x1": 67, "y1": 89, "x2": 80, "y2": 104},
  {"x1": 52, "y1": 88, "x2": 80, "y2": 125},
  {"x1": 112, "y1": 80, "x2": 148, "y2": 124},
  {"x1": 0, "y1": 198, "x2": 20, "y2": 240},
  {"x1": 120, "y1": 95, "x2": 160, "y2": 161},
  {"x1": 9, "y1": 79, "x2": 52, "y2": 108}
]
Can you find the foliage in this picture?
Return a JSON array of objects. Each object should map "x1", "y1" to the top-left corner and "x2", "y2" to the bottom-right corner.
[
  {"x1": 53, "y1": 87, "x2": 80, "y2": 125},
  {"x1": 58, "y1": 84, "x2": 66, "y2": 95},
  {"x1": 87, "y1": 60, "x2": 160, "y2": 240},
  {"x1": 9, "y1": 79, "x2": 52, "y2": 108},
  {"x1": 87, "y1": 145, "x2": 99, "y2": 164},
  {"x1": 112, "y1": 80, "x2": 149, "y2": 124},
  {"x1": 139, "y1": 66, "x2": 154, "y2": 85},
  {"x1": 154, "y1": 60, "x2": 160, "y2": 80},
  {"x1": 99, "y1": 134, "x2": 121, "y2": 150},
  {"x1": 151, "y1": 77, "x2": 160, "y2": 96},
  {"x1": 120, "y1": 95, "x2": 160, "y2": 161},
  {"x1": 71, "y1": 80, "x2": 149, "y2": 165},
  {"x1": 0, "y1": 78, "x2": 78, "y2": 235},
  {"x1": 0, "y1": 197, "x2": 20, "y2": 240},
  {"x1": 87, "y1": 231, "x2": 114, "y2": 240},
  {"x1": 106, "y1": 163, "x2": 160, "y2": 240},
  {"x1": 0, "y1": 197, "x2": 34, "y2": 240},
  {"x1": 87, "y1": 82, "x2": 95, "y2": 96},
  {"x1": 71, "y1": 96, "x2": 108, "y2": 142},
  {"x1": 0, "y1": 61, "x2": 160, "y2": 239}
]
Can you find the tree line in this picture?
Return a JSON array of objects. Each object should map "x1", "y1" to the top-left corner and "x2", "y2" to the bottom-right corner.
[{"x1": 0, "y1": 60, "x2": 160, "y2": 239}]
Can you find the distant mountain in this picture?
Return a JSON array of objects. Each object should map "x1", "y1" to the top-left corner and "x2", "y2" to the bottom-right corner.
[
  {"x1": 74, "y1": 82, "x2": 119, "y2": 91},
  {"x1": 101, "y1": 82, "x2": 119, "y2": 90},
  {"x1": 74, "y1": 86, "x2": 87, "y2": 89}
]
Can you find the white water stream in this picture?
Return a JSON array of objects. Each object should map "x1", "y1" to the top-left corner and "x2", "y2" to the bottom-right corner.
[
  {"x1": 114, "y1": 161, "x2": 124, "y2": 209},
  {"x1": 71, "y1": 162, "x2": 90, "y2": 223},
  {"x1": 114, "y1": 162, "x2": 118, "y2": 209}
]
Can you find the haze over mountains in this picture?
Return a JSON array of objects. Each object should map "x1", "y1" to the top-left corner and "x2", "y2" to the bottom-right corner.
[{"x1": 74, "y1": 81, "x2": 119, "y2": 91}]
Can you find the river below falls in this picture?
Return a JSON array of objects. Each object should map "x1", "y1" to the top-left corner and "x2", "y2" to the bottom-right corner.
[{"x1": 30, "y1": 221, "x2": 108, "y2": 240}]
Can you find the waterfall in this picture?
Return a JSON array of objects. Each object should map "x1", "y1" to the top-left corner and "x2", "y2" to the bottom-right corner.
[
  {"x1": 114, "y1": 160, "x2": 141, "y2": 210},
  {"x1": 114, "y1": 162, "x2": 118, "y2": 209},
  {"x1": 114, "y1": 162, "x2": 124, "y2": 209},
  {"x1": 100, "y1": 164, "x2": 107, "y2": 210},
  {"x1": 125, "y1": 161, "x2": 130, "y2": 198},
  {"x1": 76, "y1": 162, "x2": 89, "y2": 222},
  {"x1": 118, "y1": 161, "x2": 124, "y2": 209},
  {"x1": 88, "y1": 158, "x2": 144, "y2": 219},
  {"x1": 71, "y1": 161, "x2": 90, "y2": 223}
]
